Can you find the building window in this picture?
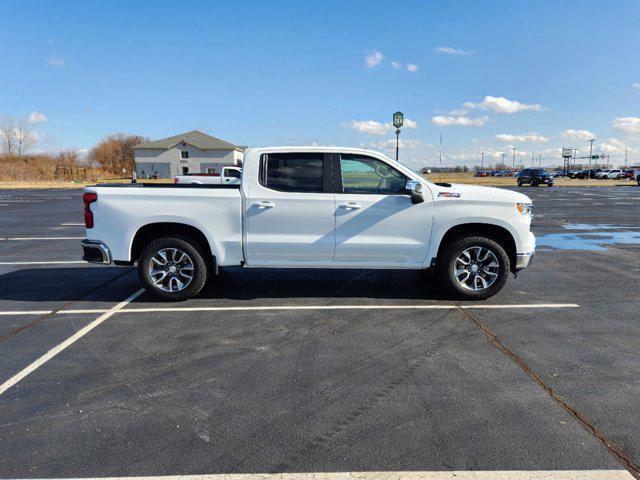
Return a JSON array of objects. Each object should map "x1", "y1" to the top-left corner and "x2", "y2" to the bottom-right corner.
[{"x1": 181, "y1": 150, "x2": 189, "y2": 159}]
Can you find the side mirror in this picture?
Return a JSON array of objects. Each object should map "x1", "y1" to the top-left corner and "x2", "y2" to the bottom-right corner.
[{"x1": 405, "y1": 180, "x2": 425, "y2": 205}]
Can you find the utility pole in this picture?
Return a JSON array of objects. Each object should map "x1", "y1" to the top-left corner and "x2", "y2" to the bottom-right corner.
[
  {"x1": 625, "y1": 148, "x2": 628, "y2": 167},
  {"x1": 588, "y1": 139, "x2": 595, "y2": 178},
  {"x1": 572, "y1": 149, "x2": 578, "y2": 170},
  {"x1": 539, "y1": 153, "x2": 542, "y2": 168},
  {"x1": 501, "y1": 153, "x2": 505, "y2": 167},
  {"x1": 512, "y1": 148, "x2": 516, "y2": 169}
]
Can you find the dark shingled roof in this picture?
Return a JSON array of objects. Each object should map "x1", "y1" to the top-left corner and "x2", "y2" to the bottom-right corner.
[{"x1": 135, "y1": 130, "x2": 244, "y2": 151}]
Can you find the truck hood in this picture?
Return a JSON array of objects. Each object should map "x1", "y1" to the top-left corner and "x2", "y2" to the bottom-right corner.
[{"x1": 438, "y1": 183, "x2": 532, "y2": 204}]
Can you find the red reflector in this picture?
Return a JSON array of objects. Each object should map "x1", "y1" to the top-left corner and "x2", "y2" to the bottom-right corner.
[{"x1": 83, "y1": 192, "x2": 97, "y2": 229}]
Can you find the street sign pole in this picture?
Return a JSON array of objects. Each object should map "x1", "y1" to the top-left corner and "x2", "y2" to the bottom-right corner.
[{"x1": 393, "y1": 111, "x2": 404, "y2": 162}]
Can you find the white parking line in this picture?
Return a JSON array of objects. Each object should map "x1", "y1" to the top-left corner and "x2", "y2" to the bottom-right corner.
[
  {"x1": 10, "y1": 470, "x2": 633, "y2": 479},
  {"x1": 0, "y1": 303, "x2": 580, "y2": 316},
  {"x1": 60, "y1": 222, "x2": 84, "y2": 226},
  {"x1": 0, "y1": 260, "x2": 86, "y2": 265},
  {"x1": 0, "y1": 236, "x2": 84, "y2": 240},
  {"x1": 0, "y1": 288, "x2": 144, "y2": 396}
]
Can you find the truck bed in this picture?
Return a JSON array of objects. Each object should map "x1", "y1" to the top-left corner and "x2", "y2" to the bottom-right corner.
[{"x1": 85, "y1": 183, "x2": 243, "y2": 266}]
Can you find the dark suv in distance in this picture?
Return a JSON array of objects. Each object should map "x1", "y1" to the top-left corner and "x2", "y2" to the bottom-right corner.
[{"x1": 517, "y1": 168, "x2": 554, "y2": 187}]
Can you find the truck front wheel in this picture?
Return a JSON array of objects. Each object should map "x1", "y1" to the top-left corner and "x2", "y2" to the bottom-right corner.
[
  {"x1": 138, "y1": 236, "x2": 208, "y2": 301},
  {"x1": 437, "y1": 235, "x2": 510, "y2": 300}
]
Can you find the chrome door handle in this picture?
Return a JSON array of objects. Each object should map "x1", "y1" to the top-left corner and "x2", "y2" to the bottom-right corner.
[
  {"x1": 256, "y1": 201, "x2": 275, "y2": 208},
  {"x1": 339, "y1": 203, "x2": 362, "y2": 210}
]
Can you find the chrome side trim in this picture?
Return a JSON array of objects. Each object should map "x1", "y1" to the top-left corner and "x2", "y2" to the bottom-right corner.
[
  {"x1": 515, "y1": 252, "x2": 534, "y2": 270},
  {"x1": 81, "y1": 240, "x2": 112, "y2": 265}
]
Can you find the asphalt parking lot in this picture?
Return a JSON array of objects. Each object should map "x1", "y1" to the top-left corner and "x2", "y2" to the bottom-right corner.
[{"x1": 0, "y1": 186, "x2": 639, "y2": 479}]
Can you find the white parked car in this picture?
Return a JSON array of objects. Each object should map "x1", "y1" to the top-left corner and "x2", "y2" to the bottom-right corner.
[
  {"x1": 595, "y1": 169, "x2": 623, "y2": 179},
  {"x1": 81, "y1": 147, "x2": 536, "y2": 301},
  {"x1": 174, "y1": 165, "x2": 242, "y2": 185}
]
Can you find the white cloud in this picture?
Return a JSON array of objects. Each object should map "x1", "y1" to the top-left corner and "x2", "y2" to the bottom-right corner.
[
  {"x1": 47, "y1": 38, "x2": 54, "y2": 44},
  {"x1": 47, "y1": 54, "x2": 65, "y2": 67},
  {"x1": 406, "y1": 64, "x2": 418, "y2": 72},
  {"x1": 347, "y1": 118, "x2": 417, "y2": 135},
  {"x1": 561, "y1": 129, "x2": 595, "y2": 141},
  {"x1": 434, "y1": 46, "x2": 473, "y2": 56},
  {"x1": 362, "y1": 138, "x2": 432, "y2": 151},
  {"x1": 632, "y1": 83, "x2": 640, "y2": 90},
  {"x1": 613, "y1": 117, "x2": 640, "y2": 136},
  {"x1": 390, "y1": 61, "x2": 402, "y2": 69},
  {"x1": 464, "y1": 96, "x2": 546, "y2": 114},
  {"x1": 431, "y1": 115, "x2": 489, "y2": 126},
  {"x1": 495, "y1": 133, "x2": 549, "y2": 143},
  {"x1": 28, "y1": 111, "x2": 48, "y2": 124},
  {"x1": 598, "y1": 138, "x2": 629, "y2": 155},
  {"x1": 364, "y1": 50, "x2": 383, "y2": 68}
]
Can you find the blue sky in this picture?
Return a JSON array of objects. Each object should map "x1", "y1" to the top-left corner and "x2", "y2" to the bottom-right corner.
[{"x1": 1, "y1": 0, "x2": 639, "y2": 168}]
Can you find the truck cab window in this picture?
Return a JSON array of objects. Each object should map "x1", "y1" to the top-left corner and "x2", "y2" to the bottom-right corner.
[
  {"x1": 226, "y1": 168, "x2": 241, "y2": 178},
  {"x1": 340, "y1": 154, "x2": 407, "y2": 194},
  {"x1": 260, "y1": 153, "x2": 324, "y2": 193}
]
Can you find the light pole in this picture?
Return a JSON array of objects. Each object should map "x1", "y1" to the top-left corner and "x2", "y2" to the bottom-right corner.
[
  {"x1": 393, "y1": 111, "x2": 404, "y2": 162},
  {"x1": 481, "y1": 152, "x2": 484, "y2": 169},
  {"x1": 512, "y1": 148, "x2": 516, "y2": 169},
  {"x1": 588, "y1": 139, "x2": 595, "y2": 177}
]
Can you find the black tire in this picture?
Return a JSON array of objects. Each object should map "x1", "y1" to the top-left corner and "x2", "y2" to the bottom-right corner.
[
  {"x1": 517, "y1": 180, "x2": 523, "y2": 187},
  {"x1": 138, "y1": 236, "x2": 209, "y2": 301},
  {"x1": 436, "y1": 235, "x2": 510, "y2": 300},
  {"x1": 547, "y1": 183, "x2": 553, "y2": 187}
]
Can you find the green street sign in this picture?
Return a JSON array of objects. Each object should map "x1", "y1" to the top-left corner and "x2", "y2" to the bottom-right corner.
[
  {"x1": 591, "y1": 155, "x2": 600, "y2": 159},
  {"x1": 393, "y1": 111, "x2": 404, "y2": 128}
]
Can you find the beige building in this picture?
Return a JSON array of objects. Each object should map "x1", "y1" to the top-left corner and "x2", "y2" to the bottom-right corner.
[{"x1": 134, "y1": 130, "x2": 245, "y2": 179}]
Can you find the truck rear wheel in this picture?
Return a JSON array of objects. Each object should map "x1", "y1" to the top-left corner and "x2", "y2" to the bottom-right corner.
[
  {"x1": 437, "y1": 235, "x2": 510, "y2": 300},
  {"x1": 138, "y1": 236, "x2": 208, "y2": 301}
]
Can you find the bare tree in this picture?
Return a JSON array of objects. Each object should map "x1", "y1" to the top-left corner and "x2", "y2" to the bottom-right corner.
[
  {"x1": 0, "y1": 116, "x2": 16, "y2": 155},
  {"x1": 15, "y1": 118, "x2": 36, "y2": 156},
  {"x1": 90, "y1": 133, "x2": 147, "y2": 175},
  {"x1": 0, "y1": 116, "x2": 37, "y2": 156}
]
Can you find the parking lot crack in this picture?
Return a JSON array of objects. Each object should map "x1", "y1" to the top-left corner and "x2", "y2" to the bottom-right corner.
[
  {"x1": 455, "y1": 302, "x2": 640, "y2": 479},
  {"x1": 0, "y1": 268, "x2": 133, "y2": 343}
]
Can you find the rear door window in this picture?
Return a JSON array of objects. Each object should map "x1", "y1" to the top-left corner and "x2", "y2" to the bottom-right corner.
[{"x1": 260, "y1": 153, "x2": 326, "y2": 193}]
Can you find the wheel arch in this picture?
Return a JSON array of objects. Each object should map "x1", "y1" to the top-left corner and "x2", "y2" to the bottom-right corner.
[
  {"x1": 434, "y1": 223, "x2": 518, "y2": 272},
  {"x1": 130, "y1": 222, "x2": 215, "y2": 267}
]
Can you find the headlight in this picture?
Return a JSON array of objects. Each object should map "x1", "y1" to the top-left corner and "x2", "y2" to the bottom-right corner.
[{"x1": 516, "y1": 203, "x2": 534, "y2": 217}]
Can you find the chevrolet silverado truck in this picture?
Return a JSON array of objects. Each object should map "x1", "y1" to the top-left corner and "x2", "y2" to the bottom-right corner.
[{"x1": 81, "y1": 147, "x2": 536, "y2": 301}]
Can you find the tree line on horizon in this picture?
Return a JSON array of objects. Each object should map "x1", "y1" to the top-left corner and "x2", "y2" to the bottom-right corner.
[{"x1": 0, "y1": 114, "x2": 147, "y2": 181}]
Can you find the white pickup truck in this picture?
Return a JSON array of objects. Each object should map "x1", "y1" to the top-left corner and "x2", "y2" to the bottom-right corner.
[
  {"x1": 174, "y1": 165, "x2": 242, "y2": 185},
  {"x1": 81, "y1": 147, "x2": 535, "y2": 301}
]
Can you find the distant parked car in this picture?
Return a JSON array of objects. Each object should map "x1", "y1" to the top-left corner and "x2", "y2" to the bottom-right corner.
[
  {"x1": 633, "y1": 166, "x2": 640, "y2": 185},
  {"x1": 595, "y1": 169, "x2": 623, "y2": 179},
  {"x1": 474, "y1": 171, "x2": 487, "y2": 177},
  {"x1": 517, "y1": 168, "x2": 554, "y2": 187},
  {"x1": 621, "y1": 170, "x2": 634, "y2": 180}
]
